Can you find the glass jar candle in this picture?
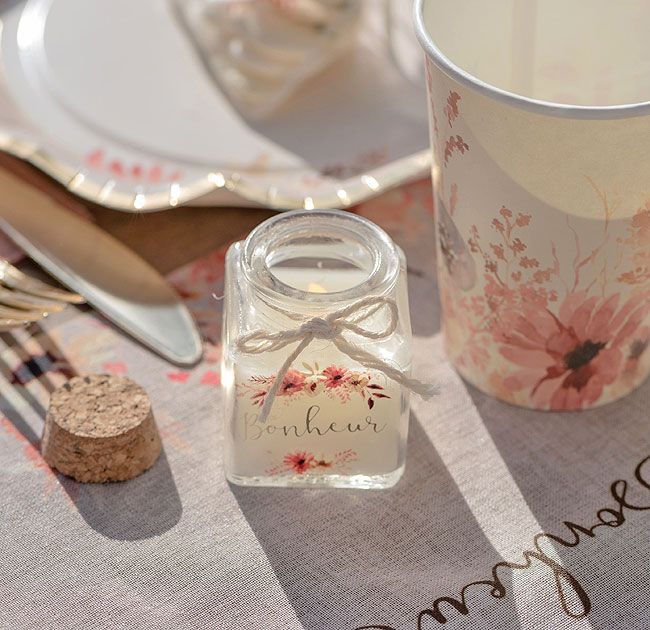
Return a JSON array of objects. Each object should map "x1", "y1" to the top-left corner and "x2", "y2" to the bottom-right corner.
[{"x1": 221, "y1": 209, "x2": 419, "y2": 489}]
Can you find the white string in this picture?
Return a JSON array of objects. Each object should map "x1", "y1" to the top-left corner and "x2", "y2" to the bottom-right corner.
[{"x1": 236, "y1": 296, "x2": 439, "y2": 424}]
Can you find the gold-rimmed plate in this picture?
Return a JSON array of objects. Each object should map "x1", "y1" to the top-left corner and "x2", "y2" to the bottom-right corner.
[{"x1": 0, "y1": 0, "x2": 430, "y2": 212}]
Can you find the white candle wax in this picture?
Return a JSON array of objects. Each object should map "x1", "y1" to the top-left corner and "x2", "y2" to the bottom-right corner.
[{"x1": 228, "y1": 266, "x2": 406, "y2": 483}]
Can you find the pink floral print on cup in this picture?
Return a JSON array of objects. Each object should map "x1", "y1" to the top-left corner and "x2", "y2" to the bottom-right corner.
[{"x1": 424, "y1": 59, "x2": 650, "y2": 410}]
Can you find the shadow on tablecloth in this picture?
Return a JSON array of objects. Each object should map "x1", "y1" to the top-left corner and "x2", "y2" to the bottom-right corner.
[
  {"x1": 467, "y1": 377, "x2": 650, "y2": 630},
  {"x1": 70, "y1": 450, "x2": 183, "y2": 541},
  {"x1": 231, "y1": 414, "x2": 522, "y2": 630}
]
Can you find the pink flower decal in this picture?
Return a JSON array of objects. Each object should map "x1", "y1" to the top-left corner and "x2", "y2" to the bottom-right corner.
[
  {"x1": 500, "y1": 291, "x2": 650, "y2": 409},
  {"x1": 321, "y1": 365, "x2": 350, "y2": 389},
  {"x1": 266, "y1": 449, "x2": 358, "y2": 475},
  {"x1": 283, "y1": 451, "x2": 315, "y2": 474},
  {"x1": 276, "y1": 370, "x2": 306, "y2": 397},
  {"x1": 237, "y1": 364, "x2": 390, "y2": 408}
]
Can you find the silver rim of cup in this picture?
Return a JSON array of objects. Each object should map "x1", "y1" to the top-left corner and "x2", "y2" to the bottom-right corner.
[{"x1": 412, "y1": 0, "x2": 650, "y2": 120}]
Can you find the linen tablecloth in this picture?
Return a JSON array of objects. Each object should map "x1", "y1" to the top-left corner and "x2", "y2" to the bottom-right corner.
[{"x1": 1, "y1": 179, "x2": 649, "y2": 630}]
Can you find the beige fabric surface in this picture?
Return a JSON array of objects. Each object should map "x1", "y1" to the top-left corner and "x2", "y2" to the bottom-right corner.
[{"x1": 1, "y1": 180, "x2": 649, "y2": 629}]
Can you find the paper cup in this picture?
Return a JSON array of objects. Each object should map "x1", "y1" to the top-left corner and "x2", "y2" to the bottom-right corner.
[{"x1": 414, "y1": 0, "x2": 650, "y2": 410}]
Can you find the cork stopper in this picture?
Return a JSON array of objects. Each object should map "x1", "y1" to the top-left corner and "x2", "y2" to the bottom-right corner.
[{"x1": 41, "y1": 374, "x2": 162, "y2": 483}]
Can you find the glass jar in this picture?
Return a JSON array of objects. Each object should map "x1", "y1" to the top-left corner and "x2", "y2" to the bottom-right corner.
[{"x1": 221, "y1": 209, "x2": 413, "y2": 488}]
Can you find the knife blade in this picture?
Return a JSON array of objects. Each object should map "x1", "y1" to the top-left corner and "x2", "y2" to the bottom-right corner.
[{"x1": 0, "y1": 168, "x2": 203, "y2": 366}]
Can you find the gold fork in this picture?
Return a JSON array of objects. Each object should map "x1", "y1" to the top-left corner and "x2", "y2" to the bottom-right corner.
[{"x1": 0, "y1": 258, "x2": 84, "y2": 330}]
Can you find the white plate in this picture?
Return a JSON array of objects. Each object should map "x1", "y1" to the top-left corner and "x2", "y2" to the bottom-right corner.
[{"x1": 0, "y1": 0, "x2": 430, "y2": 212}]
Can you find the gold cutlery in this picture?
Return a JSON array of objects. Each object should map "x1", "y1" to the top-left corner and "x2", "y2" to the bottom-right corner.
[{"x1": 0, "y1": 258, "x2": 83, "y2": 330}]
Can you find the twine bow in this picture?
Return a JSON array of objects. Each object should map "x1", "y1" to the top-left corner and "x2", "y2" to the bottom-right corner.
[{"x1": 236, "y1": 296, "x2": 438, "y2": 424}]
